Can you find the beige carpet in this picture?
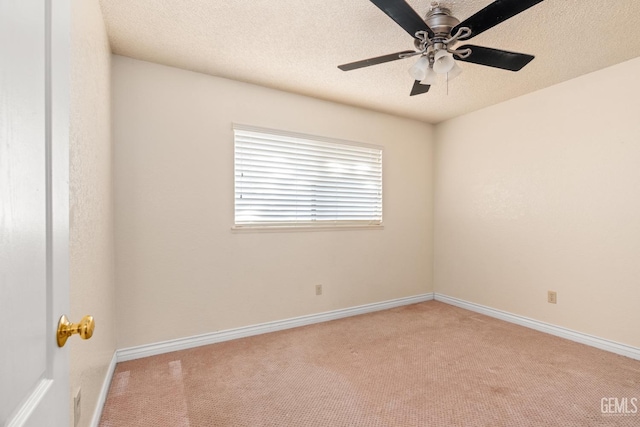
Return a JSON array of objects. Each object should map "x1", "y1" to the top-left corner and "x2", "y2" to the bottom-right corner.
[{"x1": 99, "y1": 301, "x2": 640, "y2": 426}]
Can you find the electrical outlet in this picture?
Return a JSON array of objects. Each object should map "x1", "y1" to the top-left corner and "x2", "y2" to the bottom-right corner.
[
  {"x1": 74, "y1": 388, "x2": 81, "y2": 427},
  {"x1": 315, "y1": 284, "x2": 322, "y2": 296},
  {"x1": 548, "y1": 291, "x2": 557, "y2": 304}
]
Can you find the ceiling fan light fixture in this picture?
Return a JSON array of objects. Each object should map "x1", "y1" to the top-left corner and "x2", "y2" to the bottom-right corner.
[
  {"x1": 408, "y1": 55, "x2": 430, "y2": 81},
  {"x1": 420, "y1": 66, "x2": 438, "y2": 85},
  {"x1": 433, "y1": 49, "x2": 455, "y2": 74}
]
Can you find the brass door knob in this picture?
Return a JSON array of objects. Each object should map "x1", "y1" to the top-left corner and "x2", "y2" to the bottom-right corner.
[{"x1": 57, "y1": 315, "x2": 95, "y2": 347}]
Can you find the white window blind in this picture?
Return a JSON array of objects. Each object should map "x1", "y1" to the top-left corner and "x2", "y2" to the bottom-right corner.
[{"x1": 234, "y1": 125, "x2": 383, "y2": 228}]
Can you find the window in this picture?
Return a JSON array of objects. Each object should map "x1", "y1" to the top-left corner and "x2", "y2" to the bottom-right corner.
[{"x1": 234, "y1": 125, "x2": 383, "y2": 229}]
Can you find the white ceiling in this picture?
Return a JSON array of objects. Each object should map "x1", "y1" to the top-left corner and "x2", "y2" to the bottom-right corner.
[{"x1": 99, "y1": 0, "x2": 640, "y2": 123}]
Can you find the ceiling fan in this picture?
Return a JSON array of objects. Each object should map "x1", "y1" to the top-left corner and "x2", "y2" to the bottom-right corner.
[{"x1": 338, "y1": 0, "x2": 545, "y2": 96}]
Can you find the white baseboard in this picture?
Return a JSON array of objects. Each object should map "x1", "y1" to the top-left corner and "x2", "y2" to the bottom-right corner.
[
  {"x1": 116, "y1": 293, "x2": 434, "y2": 362},
  {"x1": 434, "y1": 293, "x2": 640, "y2": 361},
  {"x1": 89, "y1": 351, "x2": 117, "y2": 427}
]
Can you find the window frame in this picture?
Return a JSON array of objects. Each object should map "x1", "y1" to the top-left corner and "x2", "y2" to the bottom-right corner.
[{"x1": 232, "y1": 124, "x2": 384, "y2": 232}]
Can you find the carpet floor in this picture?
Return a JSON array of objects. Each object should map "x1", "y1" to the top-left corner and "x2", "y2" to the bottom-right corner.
[{"x1": 99, "y1": 301, "x2": 640, "y2": 426}]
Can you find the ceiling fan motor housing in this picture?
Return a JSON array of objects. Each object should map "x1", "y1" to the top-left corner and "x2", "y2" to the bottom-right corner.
[{"x1": 425, "y1": 7, "x2": 459, "y2": 37}]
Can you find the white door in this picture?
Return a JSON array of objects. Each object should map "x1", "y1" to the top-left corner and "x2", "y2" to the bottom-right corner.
[{"x1": 1, "y1": 1, "x2": 70, "y2": 426}]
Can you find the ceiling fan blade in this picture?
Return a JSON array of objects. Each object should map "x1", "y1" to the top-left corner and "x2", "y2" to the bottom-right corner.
[
  {"x1": 338, "y1": 50, "x2": 415, "y2": 71},
  {"x1": 453, "y1": 0, "x2": 544, "y2": 40},
  {"x1": 369, "y1": 0, "x2": 434, "y2": 39},
  {"x1": 410, "y1": 80, "x2": 430, "y2": 96},
  {"x1": 454, "y1": 45, "x2": 534, "y2": 71}
]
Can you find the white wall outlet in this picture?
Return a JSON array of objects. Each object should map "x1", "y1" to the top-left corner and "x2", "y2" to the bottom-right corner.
[
  {"x1": 548, "y1": 291, "x2": 557, "y2": 304},
  {"x1": 74, "y1": 388, "x2": 81, "y2": 427},
  {"x1": 315, "y1": 284, "x2": 322, "y2": 296}
]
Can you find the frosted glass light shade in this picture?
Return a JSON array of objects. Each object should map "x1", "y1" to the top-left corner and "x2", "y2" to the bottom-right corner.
[
  {"x1": 408, "y1": 56, "x2": 430, "y2": 81},
  {"x1": 447, "y1": 62, "x2": 462, "y2": 81},
  {"x1": 420, "y1": 67, "x2": 438, "y2": 85},
  {"x1": 433, "y1": 49, "x2": 455, "y2": 74}
]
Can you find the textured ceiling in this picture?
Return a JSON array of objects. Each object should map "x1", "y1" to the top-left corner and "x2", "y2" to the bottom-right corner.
[{"x1": 99, "y1": 0, "x2": 640, "y2": 123}]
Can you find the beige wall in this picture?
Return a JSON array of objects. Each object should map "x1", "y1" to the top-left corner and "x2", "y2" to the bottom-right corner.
[
  {"x1": 70, "y1": 1, "x2": 115, "y2": 426},
  {"x1": 434, "y1": 57, "x2": 640, "y2": 348},
  {"x1": 112, "y1": 56, "x2": 434, "y2": 349}
]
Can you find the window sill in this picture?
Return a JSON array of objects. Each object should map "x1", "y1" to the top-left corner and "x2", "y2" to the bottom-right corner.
[{"x1": 231, "y1": 224, "x2": 384, "y2": 233}]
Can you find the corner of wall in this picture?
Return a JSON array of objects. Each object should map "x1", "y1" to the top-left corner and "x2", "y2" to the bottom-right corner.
[{"x1": 69, "y1": 1, "x2": 116, "y2": 426}]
